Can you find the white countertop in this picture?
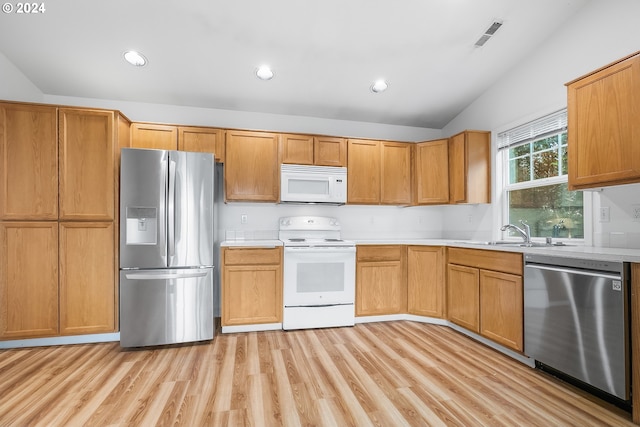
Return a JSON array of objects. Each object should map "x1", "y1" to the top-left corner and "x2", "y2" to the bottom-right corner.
[
  {"x1": 220, "y1": 238, "x2": 640, "y2": 262},
  {"x1": 354, "y1": 238, "x2": 640, "y2": 263},
  {"x1": 221, "y1": 239, "x2": 283, "y2": 248}
]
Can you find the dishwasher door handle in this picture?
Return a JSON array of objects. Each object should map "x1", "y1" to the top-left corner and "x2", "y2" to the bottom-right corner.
[{"x1": 525, "y1": 264, "x2": 621, "y2": 280}]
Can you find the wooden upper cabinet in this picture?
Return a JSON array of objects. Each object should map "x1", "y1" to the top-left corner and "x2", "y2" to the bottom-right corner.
[
  {"x1": 130, "y1": 123, "x2": 225, "y2": 161},
  {"x1": 414, "y1": 139, "x2": 450, "y2": 205},
  {"x1": 314, "y1": 136, "x2": 347, "y2": 167},
  {"x1": 59, "y1": 108, "x2": 115, "y2": 221},
  {"x1": 281, "y1": 133, "x2": 314, "y2": 165},
  {"x1": 566, "y1": 52, "x2": 640, "y2": 189},
  {"x1": 281, "y1": 134, "x2": 347, "y2": 166},
  {"x1": 449, "y1": 130, "x2": 491, "y2": 204},
  {"x1": 0, "y1": 222, "x2": 59, "y2": 339},
  {"x1": 348, "y1": 139, "x2": 381, "y2": 204},
  {"x1": 59, "y1": 222, "x2": 115, "y2": 335},
  {"x1": 130, "y1": 123, "x2": 178, "y2": 150},
  {"x1": 381, "y1": 141, "x2": 412, "y2": 205},
  {"x1": 0, "y1": 103, "x2": 58, "y2": 220},
  {"x1": 348, "y1": 139, "x2": 412, "y2": 205},
  {"x1": 225, "y1": 130, "x2": 279, "y2": 202},
  {"x1": 178, "y1": 126, "x2": 225, "y2": 162}
]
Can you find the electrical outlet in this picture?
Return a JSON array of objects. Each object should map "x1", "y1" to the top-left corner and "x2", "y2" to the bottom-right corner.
[
  {"x1": 632, "y1": 205, "x2": 640, "y2": 222},
  {"x1": 241, "y1": 214, "x2": 248, "y2": 224},
  {"x1": 599, "y1": 206, "x2": 610, "y2": 222}
]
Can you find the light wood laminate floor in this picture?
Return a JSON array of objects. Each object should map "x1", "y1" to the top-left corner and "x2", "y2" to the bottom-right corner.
[{"x1": 0, "y1": 321, "x2": 634, "y2": 426}]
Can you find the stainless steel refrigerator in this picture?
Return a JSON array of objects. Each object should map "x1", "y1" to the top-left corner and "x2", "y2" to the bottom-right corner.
[{"x1": 119, "y1": 148, "x2": 214, "y2": 348}]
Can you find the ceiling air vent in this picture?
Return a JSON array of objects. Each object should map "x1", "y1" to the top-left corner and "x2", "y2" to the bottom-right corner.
[{"x1": 475, "y1": 20, "x2": 503, "y2": 47}]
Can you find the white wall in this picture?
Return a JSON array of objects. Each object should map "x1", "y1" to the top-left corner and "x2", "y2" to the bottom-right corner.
[
  {"x1": 219, "y1": 202, "x2": 445, "y2": 242},
  {"x1": 0, "y1": 52, "x2": 43, "y2": 102},
  {"x1": 440, "y1": 0, "x2": 640, "y2": 247},
  {"x1": 592, "y1": 184, "x2": 640, "y2": 249},
  {"x1": 43, "y1": 95, "x2": 442, "y2": 143}
]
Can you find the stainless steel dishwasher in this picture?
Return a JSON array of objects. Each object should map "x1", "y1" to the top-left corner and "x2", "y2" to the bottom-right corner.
[{"x1": 524, "y1": 254, "x2": 630, "y2": 403}]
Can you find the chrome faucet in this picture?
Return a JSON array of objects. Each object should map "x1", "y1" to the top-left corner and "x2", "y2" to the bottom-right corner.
[{"x1": 501, "y1": 220, "x2": 531, "y2": 244}]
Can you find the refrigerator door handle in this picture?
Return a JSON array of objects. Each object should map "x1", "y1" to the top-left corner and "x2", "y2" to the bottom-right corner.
[
  {"x1": 168, "y1": 158, "x2": 177, "y2": 259},
  {"x1": 124, "y1": 270, "x2": 209, "y2": 280}
]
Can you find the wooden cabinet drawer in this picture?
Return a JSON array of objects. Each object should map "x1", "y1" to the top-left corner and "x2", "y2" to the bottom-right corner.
[
  {"x1": 223, "y1": 247, "x2": 282, "y2": 266},
  {"x1": 357, "y1": 245, "x2": 403, "y2": 262},
  {"x1": 447, "y1": 247, "x2": 523, "y2": 275}
]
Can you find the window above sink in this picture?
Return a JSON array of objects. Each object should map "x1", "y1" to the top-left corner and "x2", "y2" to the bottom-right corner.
[{"x1": 497, "y1": 109, "x2": 585, "y2": 243}]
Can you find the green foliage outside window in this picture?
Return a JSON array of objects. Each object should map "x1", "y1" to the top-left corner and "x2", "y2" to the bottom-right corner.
[{"x1": 505, "y1": 132, "x2": 583, "y2": 239}]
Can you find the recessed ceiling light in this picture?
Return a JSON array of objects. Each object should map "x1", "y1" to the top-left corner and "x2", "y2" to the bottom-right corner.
[
  {"x1": 371, "y1": 79, "x2": 389, "y2": 93},
  {"x1": 123, "y1": 50, "x2": 147, "y2": 67},
  {"x1": 256, "y1": 65, "x2": 274, "y2": 80}
]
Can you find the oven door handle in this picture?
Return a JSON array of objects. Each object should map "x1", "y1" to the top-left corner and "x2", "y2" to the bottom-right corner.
[{"x1": 284, "y1": 246, "x2": 356, "y2": 253}]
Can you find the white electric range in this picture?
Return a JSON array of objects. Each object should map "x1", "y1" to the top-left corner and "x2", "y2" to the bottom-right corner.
[{"x1": 279, "y1": 216, "x2": 356, "y2": 330}]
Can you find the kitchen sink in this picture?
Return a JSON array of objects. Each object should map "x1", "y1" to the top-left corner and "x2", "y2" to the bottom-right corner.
[{"x1": 454, "y1": 240, "x2": 557, "y2": 248}]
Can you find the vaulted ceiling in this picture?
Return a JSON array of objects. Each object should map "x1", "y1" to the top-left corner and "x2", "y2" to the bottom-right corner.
[{"x1": 0, "y1": 0, "x2": 589, "y2": 128}]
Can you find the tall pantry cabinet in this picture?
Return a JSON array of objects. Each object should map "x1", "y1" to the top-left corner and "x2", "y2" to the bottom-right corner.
[{"x1": 0, "y1": 102, "x2": 129, "y2": 340}]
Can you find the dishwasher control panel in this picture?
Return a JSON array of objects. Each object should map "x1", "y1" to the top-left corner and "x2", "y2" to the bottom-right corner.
[{"x1": 524, "y1": 253, "x2": 624, "y2": 274}]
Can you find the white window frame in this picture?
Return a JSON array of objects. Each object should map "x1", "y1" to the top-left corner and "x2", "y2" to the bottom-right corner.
[{"x1": 495, "y1": 108, "x2": 591, "y2": 244}]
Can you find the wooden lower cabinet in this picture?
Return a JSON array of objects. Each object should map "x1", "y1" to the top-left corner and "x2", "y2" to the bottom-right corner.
[
  {"x1": 0, "y1": 221, "x2": 116, "y2": 340},
  {"x1": 479, "y1": 270, "x2": 523, "y2": 351},
  {"x1": 0, "y1": 222, "x2": 59, "y2": 339},
  {"x1": 407, "y1": 246, "x2": 445, "y2": 317},
  {"x1": 356, "y1": 245, "x2": 406, "y2": 316},
  {"x1": 59, "y1": 222, "x2": 115, "y2": 335},
  {"x1": 221, "y1": 247, "x2": 283, "y2": 326},
  {"x1": 447, "y1": 264, "x2": 480, "y2": 332},
  {"x1": 447, "y1": 247, "x2": 524, "y2": 351}
]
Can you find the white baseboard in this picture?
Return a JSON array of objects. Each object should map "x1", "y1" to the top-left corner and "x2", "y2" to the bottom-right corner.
[
  {"x1": 0, "y1": 333, "x2": 120, "y2": 349},
  {"x1": 221, "y1": 323, "x2": 283, "y2": 334}
]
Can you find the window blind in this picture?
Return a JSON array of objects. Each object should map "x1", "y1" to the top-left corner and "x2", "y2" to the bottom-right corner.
[{"x1": 498, "y1": 109, "x2": 567, "y2": 150}]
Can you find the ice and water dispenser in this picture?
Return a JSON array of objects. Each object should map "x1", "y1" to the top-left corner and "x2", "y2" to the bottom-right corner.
[{"x1": 126, "y1": 206, "x2": 158, "y2": 245}]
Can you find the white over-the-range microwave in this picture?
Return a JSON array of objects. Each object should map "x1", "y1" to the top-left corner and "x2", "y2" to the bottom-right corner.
[{"x1": 280, "y1": 164, "x2": 347, "y2": 204}]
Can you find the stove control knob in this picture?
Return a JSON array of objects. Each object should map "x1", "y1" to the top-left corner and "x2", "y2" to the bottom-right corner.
[
  {"x1": 281, "y1": 219, "x2": 291, "y2": 226},
  {"x1": 330, "y1": 219, "x2": 339, "y2": 226}
]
